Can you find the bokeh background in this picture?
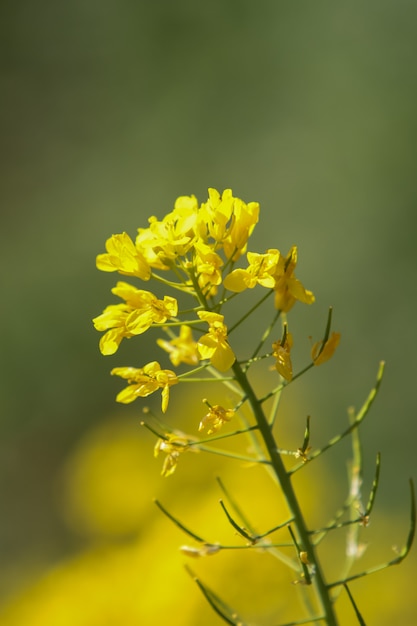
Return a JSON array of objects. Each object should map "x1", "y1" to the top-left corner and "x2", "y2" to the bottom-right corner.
[{"x1": 1, "y1": 1, "x2": 416, "y2": 624}]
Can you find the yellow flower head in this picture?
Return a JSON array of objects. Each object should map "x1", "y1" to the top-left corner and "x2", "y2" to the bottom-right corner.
[
  {"x1": 198, "y1": 404, "x2": 235, "y2": 435},
  {"x1": 193, "y1": 241, "x2": 224, "y2": 297},
  {"x1": 197, "y1": 311, "x2": 236, "y2": 372},
  {"x1": 198, "y1": 188, "x2": 259, "y2": 261},
  {"x1": 272, "y1": 332, "x2": 294, "y2": 381},
  {"x1": 223, "y1": 249, "x2": 280, "y2": 292},
  {"x1": 273, "y1": 246, "x2": 315, "y2": 312},
  {"x1": 223, "y1": 195, "x2": 260, "y2": 261},
  {"x1": 96, "y1": 232, "x2": 151, "y2": 280},
  {"x1": 172, "y1": 194, "x2": 202, "y2": 238},
  {"x1": 156, "y1": 325, "x2": 199, "y2": 367},
  {"x1": 136, "y1": 213, "x2": 195, "y2": 270},
  {"x1": 311, "y1": 332, "x2": 341, "y2": 366},
  {"x1": 133, "y1": 194, "x2": 203, "y2": 272},
  {"x1": 111, "y1": 362, "x2": 178, "y2": 412},
  {"x1": 154, "y1": 433, "x2": 190, "y2": 477},
  {"x1": 198, "y1": 188, "x2": 235, "y2": 244},
  {"x1": 92, "y1": 282, "x2": 178, "y2": 355}
]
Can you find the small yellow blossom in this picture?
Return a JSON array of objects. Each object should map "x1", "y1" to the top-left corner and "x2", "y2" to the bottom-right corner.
[
  {"x1": 223, "y1": 196, "x2": 260, "y2": 261},
  {"x1": 121, "y1": 291, "x2": 178, "y2": 336},
  {"x1": 223, "y1": 249, "x2": 280, "y2": 292},
  {"x1": 273, "y1": 246, "x2": 315, "y2": 312},
  {"x1": 111, "y1": 362, "x2": 178, "y2": 412},
  {"x1": 193, "y1": 241, "x2": 224, "y2": 297},
  {"x1": 172, "y1": 194, "x2": 202, "y2": 238},
  {"x1": 199, "y1": 188, "x2": 235, "y2": 244},
  {"x1": 134, "y1": 196, "x2": 203, "y2": 271},
  {"x1": 92, "y1": 283, "x2": 178, "y2": 355},
  {"x1": 311, "y1": 332, "x2": 341, "y2": 365},
  {"x1": 136, "y1": 213, "x2": 195, "y2": 270},
  {"x1": 198, "y1": 188, "x2": 259, "y2": 261},
  {"x1": 96, "y1": 232, "x2": 151, "y2": 280},
  {"x1": 156, "y1": 325, "x2": 199, "y2": 367},
  {"x1": 197, "y1": 311, "x2": 236, "y2": 372},
  {"x1": 272, "y1": 332, "x2": 293, "y2": 381},
  {"x1": 199, "y1": 404, "x2": 235, "y2": 434},
  {"x1": 154, "y1": 434, "x2": 190, "y2": 476}
]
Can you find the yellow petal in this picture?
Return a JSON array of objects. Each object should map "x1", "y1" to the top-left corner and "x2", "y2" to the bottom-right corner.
[
  {"x1": 115, "y1": 385, "x2": 140, "y2": 404},
  {"x1": 161, "y1": 386, "x2": 170, "y2": 413},
  {"x1": 197, "y1": 335, "x2": 216, "y2": 361},
  {"x1": 211, "y1": 343, "x2": 236, "y2": 372},
  {"x1": 99, "y1": 329, "x2": 124, "y2": 355},
  {"x1": 223, "y1": 269, "x2": 252, "y2": 292},
  {"x1": 312, "y1": 332, "x2": 341, "y2": 365},
  {"x1": 275, "y1": 350, "x2": 293, "y2": 381}
]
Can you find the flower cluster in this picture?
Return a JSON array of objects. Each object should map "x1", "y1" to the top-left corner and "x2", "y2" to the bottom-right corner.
[{"x1": 94, "y1": 188, "x2": 339, "y2": 472}]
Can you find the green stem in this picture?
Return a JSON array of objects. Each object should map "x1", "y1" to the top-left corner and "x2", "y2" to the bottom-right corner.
[
  {"x1": 228, "y1": 288, "x2": 273, "y2": 334},
  {"x1": 248, "y1": 306, "x2": 281, "y2": 361},
  {"x1": 232, "y1": 361, "x2": 338, "y2": 626}
]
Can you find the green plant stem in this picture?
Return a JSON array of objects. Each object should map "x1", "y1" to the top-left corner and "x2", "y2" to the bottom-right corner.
[
  {"x1": 228, "y1": 288, "x2": 273, "y2": 334},
  {"x1": 232, "y1": 361, "x2": 338, "y2": 626}
]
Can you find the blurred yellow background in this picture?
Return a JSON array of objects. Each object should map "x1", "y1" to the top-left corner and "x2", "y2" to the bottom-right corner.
[{"x1": 1, "y1": 1, "x2": 416, "y2": 624}]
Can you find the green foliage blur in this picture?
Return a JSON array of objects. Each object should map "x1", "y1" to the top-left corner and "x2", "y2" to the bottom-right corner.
[{"x1": 1, "y1": 1, "x2": 416, "y2": 623}]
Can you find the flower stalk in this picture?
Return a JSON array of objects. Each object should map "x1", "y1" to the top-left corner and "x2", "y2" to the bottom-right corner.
[{"x1": 232, "y1": 360, "x2": 338, "y2": 624}]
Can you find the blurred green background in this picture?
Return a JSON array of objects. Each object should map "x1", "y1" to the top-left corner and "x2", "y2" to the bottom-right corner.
[{"x1": 1, "y1": 1, "x2": 416, "y2": 623}]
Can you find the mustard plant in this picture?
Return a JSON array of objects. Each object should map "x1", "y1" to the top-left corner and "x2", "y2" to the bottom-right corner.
[{"x1": 93, "y1": 189, "x2": 414, "y2": 625}]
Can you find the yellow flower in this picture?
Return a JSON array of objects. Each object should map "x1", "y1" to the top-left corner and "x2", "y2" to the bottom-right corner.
[
  {"x1": 172, "y1": 194, "x2": 201, "y2": 238},
  {"x1": 198, "y1": 404, "x2": 235, "y2": 435},
  {"x1": 111, "y1": 362, "x2": 178, "y2": 412},
  {"x1": 96, "y1": 232, "x2": 151, "y2": 280},
  {"x1": 198, "y1": 188, "x2": 259, "y2": 261},
  {"x1": 223, "y1": 249, "x2": 280, "y2": 292},
  {"x1": 118, "y1": 286, "x2": 178, "y2": 336},
  {"x1": 197, "y1": 311, "x2": 236, "y2": 372},
  {"x1": 156, "y1": 325, "x2": 199, "y2": 367},
  {"x1": 223, "y1": 196, "x2": 260, "y2": 261},
  {"x1": 136, "y1": 216, "x2": 193, "y2": 269},
  {"x1": 135, "y1": 198, "x2": 201, "y2": 270},
  {"x1": 272, "y1": 332, "x2": 293, "y2": 381},
  {"x1": 193, "y1": 241, "x2": 224, "y2": 297},
  {"x1": 273, "y1": 246, "x2": 315, "y2": 312},
  {"x1": 154, "y1": 434, "x2": 190, "y2": 477},
  {"x1": 311, "y1": 332, "x2": 341, "y2": 365},
  {"x1": 92, "y1": 283, "x2": 178, "y2": 355},
  {"x1": 199, "y1": 188, "x2": 235, "y2": 244}
]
